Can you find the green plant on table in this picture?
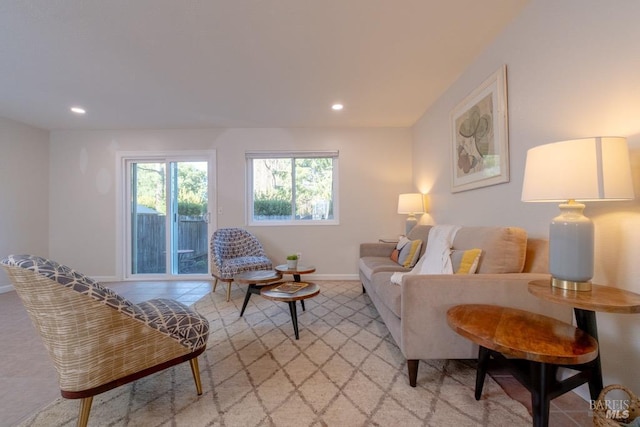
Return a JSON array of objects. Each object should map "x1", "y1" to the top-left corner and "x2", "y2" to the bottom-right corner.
[{"x1": 286, "y1": 254, "x2": 298, "y2": 261}]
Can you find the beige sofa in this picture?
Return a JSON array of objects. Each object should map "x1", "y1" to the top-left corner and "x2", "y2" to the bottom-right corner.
[{"x1": 359, "y1": 225, "x2": 572, "y2": 387}]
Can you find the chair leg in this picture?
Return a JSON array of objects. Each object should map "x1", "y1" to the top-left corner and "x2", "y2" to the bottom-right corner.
[
  {"x1": 213, "y1": 278, "x2": 219, "y2": 292},
  {"x1": 77, "y1": 396, "x2": 93, "y2": 427},
  {"x1": 189, "y1": 357, "x2": 203, "y2": 395},
  {"x1": 226, "y1": 282, "x2": 232, "y2": 302}
]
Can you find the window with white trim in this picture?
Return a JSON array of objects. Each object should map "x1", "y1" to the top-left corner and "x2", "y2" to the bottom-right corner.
[{"x1": 246, "y1": 151, "x2": 338, "y2": 225}]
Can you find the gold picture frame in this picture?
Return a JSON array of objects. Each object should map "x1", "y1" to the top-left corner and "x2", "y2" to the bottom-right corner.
[{"x1": 451, "y1": 65, "x2": 509, "y2": 193}]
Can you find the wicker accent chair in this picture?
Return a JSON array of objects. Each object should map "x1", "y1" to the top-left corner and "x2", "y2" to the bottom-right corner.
[
  {"x1": 1, "y1": 255, "x2": 210, "y2": 427},
  {"x1": 210, "y1": 228, "x2": 273, "y2": 301}
]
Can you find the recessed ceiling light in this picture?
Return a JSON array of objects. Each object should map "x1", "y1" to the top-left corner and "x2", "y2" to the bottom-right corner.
[
  {"x1": 70, "y1": 106, "x2": 86, "y2": 114},
  {"x1": 331, "y1": 103, "x2": 344, "y2": 111}
]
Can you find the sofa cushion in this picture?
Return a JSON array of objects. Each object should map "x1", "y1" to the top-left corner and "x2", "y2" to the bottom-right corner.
[
  {"x1": 406, "y1": 225, "x2": 433, "y2": 258},
  {"x1": 359, "y1": 257, "x2": 409, "y2": 281},
  {"x1": 370, "y1": 272, "x2": 401, "y2": 318},
  {"x1": 523, "y1": 238, "x2": 549, "y2": 273},
  {"x1": 452, "y1": 227, "x2": 527, "y2": 274}
]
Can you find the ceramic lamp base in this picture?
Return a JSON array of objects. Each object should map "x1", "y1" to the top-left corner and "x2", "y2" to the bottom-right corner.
[
  {"x1": 405, "y1": 215, "x2": 417, "y2": 235},
  {"x1": 549, "y1": 201, "x2": 594, "y2": 289}
]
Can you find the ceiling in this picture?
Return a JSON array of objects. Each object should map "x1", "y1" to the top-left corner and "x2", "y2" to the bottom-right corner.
[{"x1": 0, "y1": 1, "x2": 528, "y2": 130}]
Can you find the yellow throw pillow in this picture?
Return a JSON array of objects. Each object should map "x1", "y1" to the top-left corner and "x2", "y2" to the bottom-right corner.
[
  {"x1": 451, "y1": 249, "x2": 482, "y2": 274},
  {"x1": 398, "y1": 239, "x2": 423, "y2": 268}
]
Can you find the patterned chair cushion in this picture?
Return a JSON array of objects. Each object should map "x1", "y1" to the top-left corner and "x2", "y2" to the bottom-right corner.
[
  {"x1": 1, "y1": 254, "x2": 209, "y2": 351},
  {"x1": 135, "y1": 298, "x2": 209, "y2": 350},
  {"x1": 2, "y1": 254, "x2": 139, "y2": 314},
  {"x1": 219, "y1": 256, "x2": 272, "y2": 278},
  {"x1": 210, "y1": 228, "x2": 273, "y2": 279}
]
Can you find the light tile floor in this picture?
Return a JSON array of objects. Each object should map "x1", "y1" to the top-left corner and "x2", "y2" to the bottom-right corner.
[{"x1": 0, "y1": 280, "x2": 592, "y2": 426}]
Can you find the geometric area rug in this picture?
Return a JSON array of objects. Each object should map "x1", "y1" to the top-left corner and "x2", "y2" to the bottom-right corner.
[{"x1": 17, "y1": 281, "x2": 532, "y2": 426}]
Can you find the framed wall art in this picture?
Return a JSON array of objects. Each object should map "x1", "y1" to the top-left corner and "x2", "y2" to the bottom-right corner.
[{"x1": 451, "y1": 65, "x2": 509, "y2": 193}]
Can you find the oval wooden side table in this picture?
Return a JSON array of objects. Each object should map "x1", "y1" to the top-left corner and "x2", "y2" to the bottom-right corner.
[
  {"x1": 447, "y1": 304, "x2": 598, "y2": 427},
  {"x1": 528, "y1": 280, "x2": 640, "y2": 401}
]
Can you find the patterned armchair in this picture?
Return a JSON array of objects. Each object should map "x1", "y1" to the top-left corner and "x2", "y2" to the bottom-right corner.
[
  {"x1": 0, "y1": 255, "x2": 209, "y2": 427},
  {"x1": 210, "y1": 228, "x2": 273, "y2": 301}
]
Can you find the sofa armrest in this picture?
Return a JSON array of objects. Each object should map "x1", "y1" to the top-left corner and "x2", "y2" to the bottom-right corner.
[
  {"x1": 399, "y1": 273, "x2": 573, "y2": 359},
  {"x1": 360, "y1": 242, "x2": 397, "y2": 257}
]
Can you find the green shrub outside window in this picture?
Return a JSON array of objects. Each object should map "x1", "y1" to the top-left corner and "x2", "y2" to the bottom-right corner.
[{"x1": 247, "y1": 152, "x2": 338, "y2": 224}]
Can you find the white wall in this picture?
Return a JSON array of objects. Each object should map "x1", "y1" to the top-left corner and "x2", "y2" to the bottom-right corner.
[
  {"x1": 49, "y1": 127, "x2": 413, "y2": 279},
  {"x1": 413, "y1": 0, "x2": 640, "y2": 399},
  {"x1": 0, "y1": 117, "x2": 50, "y2": 291}
]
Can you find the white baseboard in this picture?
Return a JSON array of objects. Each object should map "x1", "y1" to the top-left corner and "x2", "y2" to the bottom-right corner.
[
  {"x1": 97, "y1": 274, "x2": 360, "y2": 283},
  {"x1": 91, "y1": 276, "x2": 120, "y2": 283},
  {"x1": 307, "y1": 273, "x2": 360, "y2": 281},
  {"x1": 0, "y1": 284, "x2": 14, "y2": 294},
  {"x1": 0, "y1": 274, "x2": 360, "y2": 294}
]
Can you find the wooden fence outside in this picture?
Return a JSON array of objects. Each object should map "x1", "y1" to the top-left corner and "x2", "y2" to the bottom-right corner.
[{"x1": 135, "y1": 214, "x2": 209, "y2": 274}]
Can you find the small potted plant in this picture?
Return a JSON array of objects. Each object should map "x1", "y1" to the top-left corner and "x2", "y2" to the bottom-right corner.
[{"x1": 286, "y1": 254, "x2": 298, "y2": 269}]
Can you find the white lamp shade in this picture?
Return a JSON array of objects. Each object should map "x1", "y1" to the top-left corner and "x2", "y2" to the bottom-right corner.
[
  {"x1": 521, "y1": 136, "x2": 634, "y2": 290},
  {"x1": 521, "y1": 137, "x2": 634, "y2": 202},
  {"x1": 397, "y1": 193, "x2": 425, "y2": 214}
]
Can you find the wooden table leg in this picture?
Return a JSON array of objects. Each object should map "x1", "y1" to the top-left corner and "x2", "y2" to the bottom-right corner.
[
  {"x1": 475, "y1": 346, "x2": 491, "y2": 400},
  {"x1": 530, "y1": 361, "x2": 554, "y2": 427},
  {"x1": 293, "y1": 273, "x2": 305, "y2": 311},
  {"x1": 574, "y1": 308, "x2": 603, "y2": 400},
  {"x1": 240, "y1": 284, "x2": 258, "y2": 317},
  {"x1": 288, "y1": 301, "x2": 300, "y2": 339}
]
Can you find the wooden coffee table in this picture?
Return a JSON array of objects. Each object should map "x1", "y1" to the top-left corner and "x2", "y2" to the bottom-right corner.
[
  {"x1": 274, "y1": 264, "x2": 315, "y2": 282},
  {"x1": 261, "y1": 282, "x2": 320, "y2": 340},
  {"x1": 447, "y1": 304, "x2": 598, "y2": 427},
  {"x1": 234, "y1": 270, "x2": 282, "y2": 317},
  {"x1": 274, "y1": 264, "x2": 315, "y2": 311}
]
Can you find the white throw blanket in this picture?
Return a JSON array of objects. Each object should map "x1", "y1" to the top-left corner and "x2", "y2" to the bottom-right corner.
[{"x1": 390, "y1": 225, "x2": 461, "y2": 285}]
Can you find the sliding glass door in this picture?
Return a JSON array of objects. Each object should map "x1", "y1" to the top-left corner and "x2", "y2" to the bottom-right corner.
[{"x1": 125, "y1": 154, "x2": 213, "y2": 278}]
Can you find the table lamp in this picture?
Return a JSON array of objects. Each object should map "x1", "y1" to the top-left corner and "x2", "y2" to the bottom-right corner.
[
  {"x1": 521, "y1": 137, "x2": 634, "y2": 291},
  {"x1": 398, "y1": 193, "x2": 425, "y2": 235}
]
